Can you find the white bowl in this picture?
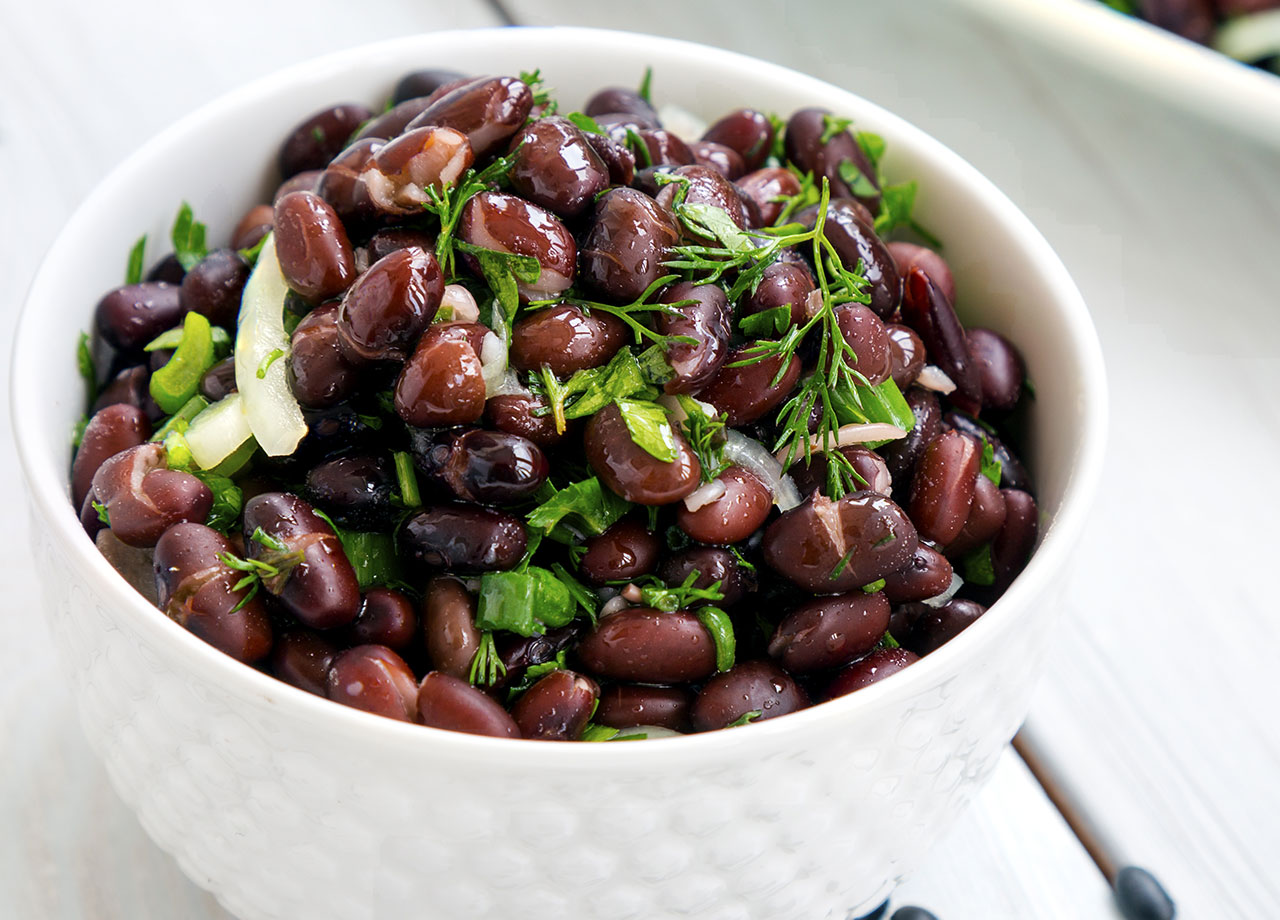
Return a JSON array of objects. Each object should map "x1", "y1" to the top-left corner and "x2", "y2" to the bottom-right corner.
[{"x1": 10, "y1": 27, "x2": 1106, "y2": 920}]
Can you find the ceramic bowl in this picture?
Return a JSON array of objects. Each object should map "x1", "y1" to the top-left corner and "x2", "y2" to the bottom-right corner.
[{"x1": 10, "y1": 27, "x2": 1106, "y2": 920}]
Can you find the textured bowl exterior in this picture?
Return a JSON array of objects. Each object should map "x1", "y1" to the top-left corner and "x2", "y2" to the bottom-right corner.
[{"x1": 12, "y1": 28, "x2": 1107, "y2": 920}]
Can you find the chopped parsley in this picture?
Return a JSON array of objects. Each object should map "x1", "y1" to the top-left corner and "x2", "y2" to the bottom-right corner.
[
  {"x1": 125, "y1": 235, "x2": 146, "y2": 285},
  {"x1": 169, "y1": 201, "x2": 208, "y2": 272}
]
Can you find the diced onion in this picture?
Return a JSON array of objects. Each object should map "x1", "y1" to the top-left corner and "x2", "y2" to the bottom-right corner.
[
  {"x1": 787, "y1": 423, "x2": 907, "y2": 461},
  {"x1": 916, "y1": 365, "x2": 956, "y2": 394},
  {"x1": 725, "y1": 430, "x2": 802, "y2": 511},
  {"x1": 492, "y1": 369, "x2": 530, "y2": 398},
  {"x1": 439, "y1": 283, "x2": 479, "y2": 323},
  {"x1": 234, "y1": 234, "x2": 307, "y2": 457},
  {"x1": 599, "y1": 595, "x2": 631, "y2": 618},
  {"x1": 921, "y1": 572, "x2": 963, "y2": 608},
  {"x1": 184, "y1": 392, "x2": 254, "y2": 470},
  {"x1": 804, "y1": 289, "x2": 823, "y2": 319},
  {"x1": 480, "y1": 323, "x2": 509, "y2": 398},
  {"x1": 682, "y1": 479, "x2": 727, "y2": 512},
  {"x1": 656, "y1": 104, "x2": 707, "y2": 142}
]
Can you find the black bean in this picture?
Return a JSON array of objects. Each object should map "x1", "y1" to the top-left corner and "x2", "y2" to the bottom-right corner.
[
  {"x1": 692, "y1": 660, "x2": 809, "y2": 732},
  {"x1": 584, "y1": 402, "x2": 701, "y2": 505},
  {"x1": 417, "y1": 671, "x2": 521, "y2": 737},
  {"x1": 279, "y1": 103, "x2": 374, "y2": 178},
  {"x1": 401, "y1": 505, "x2": 527, "y2": 572}
]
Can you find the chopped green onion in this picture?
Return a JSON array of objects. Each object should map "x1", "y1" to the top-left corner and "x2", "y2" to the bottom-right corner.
[
  {"x1": 149, "y1": 311, "x2": 216, "y2": 414},
  {"x1": 393, "y1": 451, "x2": 422, "y2": 507}
]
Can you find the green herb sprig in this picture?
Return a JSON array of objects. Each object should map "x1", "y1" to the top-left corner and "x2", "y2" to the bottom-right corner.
[{"x1": 422, "y1": 150, "x2": 521, "y2": 277}]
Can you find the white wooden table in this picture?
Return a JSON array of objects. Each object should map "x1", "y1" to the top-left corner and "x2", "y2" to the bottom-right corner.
[{"x1": 3, "y1": 1, "x2": 1277, "y2": 917}]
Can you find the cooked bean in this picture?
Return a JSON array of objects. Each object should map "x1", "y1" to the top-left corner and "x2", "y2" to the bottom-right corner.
[
  {"x1": 366, "y1": 226, "x2": 436, "y2": 264},
  {"x1": 337, "y1": 246, "x2": 444, "y2": 363},
  {"x1": 243, "y1": 492, "x2": 362, "y2": 629},
  {"x1": 292, "y1": 405, "x2": 387, "y2": 466},
  {"x1": 966, "y1": 328, "x2": 1025, "y2": 412},
  {"x1": 91, "y1": 443, "x2": 212, "y2": 547},
  {"x1": 637, "y1": 129, "x2": 695, "y2": 168},
  {"x1": 579, "y1": 188, "x2": 681, "y2": 303},
  {"x1": 509, "y1": 304, "x2": 627, "y2": 376},
  {"x1": 736, "y1": 167, "x2": 802, "y2": 228},
  {"x1": 658, "y1": 546, "x2": 758, "y2": 607},
  {"x1": 279, "y1": 103, "x2": 374, "y2": 178},
  {"x1": 394, "y1": 327, "x2": 486, "y2": 427},
  {"x1": 678, "y1": 465, "x2": 772, "y2": 545},
  {"x1": 72, "y1": 403, "x2": 150, "y2": 508},
  {"x1": 270, "y1": 626, "x2": 337, "y2": 696},
  {"x1": 584, "y1": 402, "x2": 701, "y2": 505},
  {"x1": 702, "y1": 108, "x2": 774, "y2": 172},
  {"x1": 899, "y1": 598, "x2": 986, "y2": 656},
  {"x1": 273, "y1": 191, "x2": 356, "y2": 304},
  {"x1": 511, "y1": 669, "x2": 600, "y2": 741},
  {"x1": 422, "y1": 576, "x2": 481, "y2": 679},
  {"x1": 326, "y1": 644, "x2": 418, "y2": 722},
  {"x1": 785, "y1": 107, "x2": 881, "y2": 212},
  {"x1": 692, "y1": 660, "x2": 809, "y2": 732},
  {"x1": 94, "y1": 282, "x2": 183, "y2": 352},
  {"x1": 153, "y1": 522, "x2": 272, "y2": 663},
  {"x1": 179, "y1": 249, "x2": 249, "y2": 328},
  {"x1": 791, "y1": 446, "x2": 892, "y2": 499},
  {"x1": 197, "y1": 356, "x2": 237, "y2": 403},
  {"x1": 583, "y1": 130, "x2": 636, "y2": 186},
  {"x1": 405, "y1": 76, "x2": 533, "y2": 159},
  {"x1": 578, "y1": 518, "x2": 661, "y2": 585},
  {"x1": 991, "y1": 489, "x2": 1038, "y2": 591},
  {"x1": 768, "y1": 592, "x2": 891, "y2": 673},
  {"x1": 740, "y1": 259, "x2": 815, "y2": 329},
  {"x1": 886, "y1": 323, "x2": 926, "y2": 390},
  {"x1": 145, "y1": 254, "x2": 185, "y2": 285},
  {"x1": 316, "y1": 137, "x2": 382, "y2": 225},
  {"x1": 654, "y1": 165, "x2": 749, "y2": 241},
  {"x1": 881, "y1": 542, "x2": 954, "y2": 604},
  {"x1": 92, "y1": 365, "x2": 155, "y2": 417},
  {"x1": 507, "y1": 117, "x2": 610, "y2": 218},
  {"x1": 401, "y1": 505, "x2": 528, "y2": 572},
  {"x1": 595, "y1": 684, "x2": 693, "y2": 732},
  {"x1": 886, "y1": 242, "x2": 956, "y2": 306},
  {"x1": 575, "y1": 608, "x2": 717, "y2": 683},
  {"x1": 909, "y1": 430, "x2": 980, "y2": 546},
  {"x1": 900, "y1": 266, "x2": 981, "y2": 414},
  {"x1": 363, "y1": 126, "x2": 473, "y2": 216},
  {"x1": 835, "y1": 304, "x2": 892, "y2": 386},
  {"x1": 434, "y1": 429, "x2": 549, "y2": 504},
  {"x1": 943, "y1": 412, "x2": 1032, "y2": 493},
  {"x1": 232, "y1": 204, "x2": 274, "y2": 251},
  {"x1": 689, "y1": 140, "x2": 745, "y2": 180},
  {"x1": 303, "y1": 454, "x2": 396, "y2": 529},
  {"x1": 392, "y1": 68, "x2": 467, "y2": 104},
  {"x1": 945, "y1": 473, "x2": 1007, "y2": 557},
  {"x1": 289, "y1": 302, "x2": 362, "y2": 409},
  {"x1": 274, "y1": 170, "x2": 323, "y2": 203},
  {"x1": 417, "y1": 671, "x2": 521, "y2": 738},
  {"x1": 798, "y1": 198, "x2": 900, "y2": 319},
  {"x1": 697, "y1": 345, "x2": 801, "y2": 426},
  {"x1": 584, "y1": 86, "x2": 658, "y2": 122},
  {"x1": 485, "y1": 391, "x2": 566, "y2": 447},
  {"x1": 825, "y1": 647, "x2": 919, "y2": 698},
  {"x1": 763, "y1": 490, "x2": 917, "y2": 592},
  {"x1": 498, "y1": 624, "x2": 584, "y2": 678},
  {"x1": 656, "y1": 281, "x2": 732, "y2": 394},
  {"x1": 880, "y1": 388, "x2": 943, "y2": 489}
]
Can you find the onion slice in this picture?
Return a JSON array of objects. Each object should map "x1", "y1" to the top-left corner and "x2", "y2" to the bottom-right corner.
[
  {"x1": 480, "y1": 320, "x2": 509, "y2": 398},
  {"x1": 234, "y1": 234, "x2": 307, "y2": 457},
  {"x1": 682, "y1": 478, "x2": 727, "y2": 512},
  {"x1": 184, "y1": 393, "x2": 253, "y2": 470},
  {"x1": 786, "y1": 423, "x2": 907, "y2": 462},
  {"x1": 916, "y1": 364, "x2": 956, "y2": 394},
  {"x1": 725, "y1": 430, "x2": 802, "y2": 511},
  {"x1": 921, "y1": 572, "x2": 963, "y2": 608}
]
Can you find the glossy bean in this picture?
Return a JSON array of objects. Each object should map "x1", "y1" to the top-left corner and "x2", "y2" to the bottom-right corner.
[
  {"x1": 303, "y1": 454, "x2": 396, "y2": 529},
  {"x1": 677, "y1": 465, "x2": 772, "y2": 545},
  {"x1": 92, "y1": 365, "x2": 155, "y2": 418},
  {"x1": 637, "y1": 129, "x2": 694, "y2": 168},
  {"x1": 578, "y1": 518, "x2": 661, "y2": 585},
  {"x1": 583, "y1": 130, "x2": 636, "y2": 186},
  {"x1": 702, "y1": 108, "x2": 775, "y2": 172},
  {"x1": 497, "y1": 624, "x2": 584, "y2": 679},
  {"x1": 289, "y1": 302, "x2": 361, "y2": 409},
  {"x1": 886, "y1": 323, "x2": 926, "y2": 390},
  {"x1": 900, "y1": 266, "x2": 982, "y2": 414},
  {"x1": 405, "y1": 76, "x2": 533, "y2": 158},
  {"x1": 362, "y1": 125, "x2": 473, "y2": 217},
  {"x1": 279, "y1": 103, "x2": 374, "y2": 178},
  {"x1": 798, "y1": 198, "x2": 900, "y2": 319},
  {"x1": 825, "y1": 647, "x2": 919, "y2": 698},
  {"x1": 595, "y1": 684, "x2": 693, "y2": 732},
  {"x1": 697, "y1": 345, "x2": 801, "y2": 426},
  {"x1": 763, "y1": 490, "x2": 917, "y2": 592},
  {"x1": 740, "y1": 259, "x2": 816, "y2": 327},
  {"x1": 880, "y1": 388, "x2": 943, "y2": 489},
  {"x1": 232, "y1": 203, "x2": 274, "y2": 251},
  {"x1": 507, "y1": 116, "x2": 610, "y2": 218},
  {"x1": 991, "y1": 489, "x2": 1038, "y2": 592},
  {"x1": 575, "y1": 608, "x2": 717, "y2": 683},
  {"x1": 91, "y1": 443, "x2": 212, "y2": 547},
  {"x1": 417, "y1": 671, "x2": 521, "y2": 738},
  {"x1": 337, "y1": 246, "x2": 444, "y2": 363},
  {"x1": 768, "y1": 592, "x2": 891, "y2": 673},
  {"x1": 584, "y1": 86, "x2": 658, "y2": 122},
  {"x1": 394, "y1": 327, "x2": 486, "y2": 427},
  {"x1": 274, "y1": 170, "x2": 323, "y2": 203},
  {"x1": 881, "y1": 542, "x2": 954, "y2": 604},
  {"x1": 153, "y1": 522, "x2": 273, "y2": 663},
  {"x1": 366, "y1": 226, "x2": 435, "y2": 264},
  {"x1": 579, "y1": 188, "x2": 681, "y2": 303},
  {"x1": 196, "y1": 357, "x2": 237, "y2": 403},
  {"x1": 72, "y1": 403, "x2": 151, "y2": 508},
  {"x1": 179, "y1": 249, "x2": 249, "y2": 328},
  {"x1": 689, "y1": 140, "x2": 745, "y2": 180},
  {"x1": 509, "y1": 304, "x2": 627, "y2": 376},
  {"x1": 886, "y1": 242, "x2": 956, "y2": 306},
  {"x1": 691, "y1": 660, "x2": 809, "y2": 732},
  {"x1": 899, "y1": 598, "x2": 986, "y2": 656},
  {"x1": 401, "y1": 505, "x2": 527, "y2": 572},
  {"x1": 736, "y1": 167, "x2": 802, "y2": 228},
  {"x1": 435, "y1": 429, "x2": 549, "y2": 504},
  {"x1": 94, "y1": 282, "x2": 183, "y2": 353},
  {"x1": 458, "y1": 191, "x2": 575, "y2": 300},
  {"x1": 1138, "y1": 0, "x2": 1215, "y2": 41},
  {"x1": 966, "y1": 328, "x2": 1025, "y2": 412},
  {"x1": 909, "y1": 430, "x2": 980, "y2": 546},
  {"x1": 422, "y1": 576, "x2": 481, "y2": 679},
  {"x1": 945, "y1": 473, "x2": 1007, "y2": 557},
  {"x1": 785, "y1": 107, "x2": 881, "y2": 212},
  {"x1": 584, "y1": 401, "x2": 701, "y2": 505},
  {"x1": 485, "y1": 391, "x2": 566, "y2": 447},
  {"x1": 942, "y1": 412, "x2": 1032, "y2": 493},
  {"x1": 326, "y1": 644, "x2": 418, "y2": 722},
  {"x1": 835, "y1": 304, "x2": 892, "y2": 385},
  {"x1": 273, "y1": 191, "x2": 356, "y2": 304},
  {"x1": 145, "y1": 255, "x2": 186, "y2": 285},
  {"x1": 656, "y1": 281, "x2": 732, "y2": 394},
  {"x1": 270, "y1": 626, "x2": 337, "y2": 696},
  {"x1": 658, "y1": 546, "x2": 758, "y2": 607},
  {"x1": 243, "y1": 492, "x2": 362, "y2": 628},
  {"x1": 654, "y1": 165, "x2": 749, "y2": 241},
  {"x1": 512, "y1": 669, "x2": 600, "y2": 741},
  {"x1": 790, "y1": 446, "x2": 892, "y2": 499},
  {"x1": 392, "y1": 68, "x2": 468, "y2": 104},
  {"x1": 316, "y1": 137, "x2": 382, "y2": 225}
]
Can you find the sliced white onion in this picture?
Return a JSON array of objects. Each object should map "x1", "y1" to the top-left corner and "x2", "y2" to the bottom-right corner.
[
  {"x1": 682, "y1": 478, "x2": 727, "y2": 512},
  {"x1": 480, "y1": 323, "x2": 509, "y2": 398},
  {"x1": 439, "y1": 283, "x2": 479, "y2": 323},
  {"x1": 599, "y1": 595, "x2": 631, "y2": 618},
  {"x1": 725, "y1": 430, "x2": 802, "y2": 511},
  {"x1": 234, "y1": 234, "x2": 307, "y2": 457},
  {"x1": 184, "y1": 392, "x2": 253, "y2": 470},
  {"x1": 916, "y1": 364, "x2": 956, "y2": 394},
  {"x1": 804, "y1": 289, "x2": 824, "y2": 319},
  {"x1": 788, "y1": 424, "x2": 907, "y2": 461},
  {"x1": 492, "y1": 369, "x2": 530, "y2": 398},
  {"x1": 1214, "y1": 10, "x2": 1280, "y2": 62},
  {"x1": 656, "y1": 104, "x2": 707, "y2": 143},
  {"x1": 921, "y1": 572, "x2": 963, "y2": 608}
]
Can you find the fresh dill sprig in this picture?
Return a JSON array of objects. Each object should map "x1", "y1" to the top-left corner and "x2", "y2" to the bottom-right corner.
[
  {"x1": 528, "y1": 274, "x2": 697, "y2": 348},
  {"x1": 422, "y1": 149, "x2": 520, "y2": 277}
]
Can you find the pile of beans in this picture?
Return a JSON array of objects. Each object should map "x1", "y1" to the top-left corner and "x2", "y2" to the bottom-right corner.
[{"x1": 72, "y1": 67, "x2": 1037, "y2": 741}]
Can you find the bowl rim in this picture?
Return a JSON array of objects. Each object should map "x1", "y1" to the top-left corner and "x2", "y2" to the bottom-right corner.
[{"x1": 10, "y1": 25, "x2": 1108, "y2": 767}]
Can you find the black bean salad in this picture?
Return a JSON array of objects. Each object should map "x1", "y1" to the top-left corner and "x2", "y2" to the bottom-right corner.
[
  {"x1": 1105, "y1": 0, "x2": 1280, "y2": 72},
  {"x1": 70, "y1": 67, "x2": 1038, "y2": 741}
]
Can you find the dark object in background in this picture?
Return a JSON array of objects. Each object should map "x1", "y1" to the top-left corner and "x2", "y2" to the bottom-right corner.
[
  {"x1": 1114, "y1": 866, "x2": 1177, "y2": 920},
  {"x1": 889, "y1": 907, "x2": 939, "y2": 920}
]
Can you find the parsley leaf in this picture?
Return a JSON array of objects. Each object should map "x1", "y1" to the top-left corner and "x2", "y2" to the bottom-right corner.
[
  {"x1": 962, "y1": 543, "x2": 996, "y2": 586},
  {"x1": 526, "y1": 477, "x2": 631, "y2": 541},
  {"x1": 637, "y1": 66, "x2": 654, "y2": 105},
  {"x1": 191, "y1": 471, "x2": 243, "y2": 534},
  {"x1": 76, "y1": 331, "x2": 96, "y2": 406},
  {"x1": 614, "y1": 398, "x2": 678, "y2": 462},
  {"x1": 422, "y1": 150, "x2": 520, "y2": 276},
  {"x1": 676, "y1": 395, "x2": 729, "y2": 483},
  {"x1": 476, "y1": 566, "x2": 576, "y2": 637},
  {"x1": 452, "y1": 241, "x2": 540, "y2": 334},
  {"x1": 820, "y1": 114, "x2": 853, "y2": 145},
  {"x1": 469, "y1": 632, "x2": 508, "y2": 687},
  {"x1": 979, "y1": 438, "x2": 1003, "y2": 487},
  {"x1": 519, "y1": 69, "x2": 557, "y2": 112},
  {"x1": 529, "y1": 346, "x2": 656, "y2": 434},
  {"x1": 565, "y1": 111, "x2": 606, "y2": 136},
  {"x1": 837, "y1": 159, "x2": 879, "y2": 199},
  {"x1": 125, "y1": 235, "x2": 146, "y2": 285},
  {"x1": 581, "y1": 723, "x2": 621, "y2": 742},
  {"x1": 170, "y1": 201, "x2": 208, "y2": 272},
  {"x1": 92, "y1": 500, "x2": 110, "y2": 526},
  {"x1": 738, "y1": 304, "x2": 792, "y2": 338}
]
